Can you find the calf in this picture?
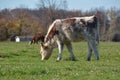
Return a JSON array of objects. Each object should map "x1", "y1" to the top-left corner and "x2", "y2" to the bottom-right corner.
[
  {"x1": 40, "y1": 15, "x2": 99, "y2": 61},
  {"x1": 29, "y1": 34, "x2": 44, "y2": 44}
]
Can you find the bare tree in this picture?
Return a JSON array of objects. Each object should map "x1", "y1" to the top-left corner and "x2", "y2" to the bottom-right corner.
[
  {"x1": 37, "y1": 0, "x2": 67, "y2": 22},
  {"x1": 36, "y1": 0, "x2": 68, "y2": 32},
  {"x1": 37, "y1": 0, "x2": 67, "y2": 10}
]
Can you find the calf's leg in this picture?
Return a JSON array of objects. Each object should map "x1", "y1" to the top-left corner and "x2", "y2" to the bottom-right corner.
[
  {"x1": 87, "y1": 41, "x2": 92, "y2": 61},
  {"x1": 66, "y1": 42, "x2": 76, "y2": 61},
  {"x1": 85, "y1": 28, "x2": 99, "y2": 61},
  {"x1": 84, "y1": 33, "x2": 93, "y2": 61},
  {"x1": 88, "y1": 36, "x2": 99, "y2": 60},
  {"x1": 56, "y1": 40, "x2": 64, "y2": 61},
  {"x1": 91, "y1": 39, "x2": 99, "y2": 60}
]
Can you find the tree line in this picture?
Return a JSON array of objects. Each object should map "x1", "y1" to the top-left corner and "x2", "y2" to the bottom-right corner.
[{"x1": 0, "y1": 1, "x2": 120, "y2": 41}]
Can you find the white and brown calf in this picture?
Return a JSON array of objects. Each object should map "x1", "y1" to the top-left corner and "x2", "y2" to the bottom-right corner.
[{"x1": 40, "y1": 15, "x2": 99, "y2": 61}]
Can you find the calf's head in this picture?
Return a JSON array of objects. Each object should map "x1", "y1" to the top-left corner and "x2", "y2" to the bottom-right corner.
[{"x1": 40, "y1": 43, "x2": 53, "y2": 60}]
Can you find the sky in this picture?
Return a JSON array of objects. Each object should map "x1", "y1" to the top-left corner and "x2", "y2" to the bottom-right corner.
[{"x1": 0, "y1": 0, "x2": 120, "y2": 11}]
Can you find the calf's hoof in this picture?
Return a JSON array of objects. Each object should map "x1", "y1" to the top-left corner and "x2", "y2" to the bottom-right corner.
[
  {"x1": 57, "y1": 57, "x2": 62, "y2": 61},
  {"x1": 87, "y1": 58, "x2": 91, "y2": 61},
  {"x1": 96, "y1": 57, "x2": 99, "y2": 60},
  {"x1": 71, "y1": 58, "x2": 76, "y2": 61}
]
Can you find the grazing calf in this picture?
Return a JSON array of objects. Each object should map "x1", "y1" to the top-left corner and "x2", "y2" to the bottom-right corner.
[
  {"x1": 40, "y1": 15, "x2": 99, "y2": 61},
  {"x1": 29, "y1": 34, "x2": 44, "y2": 44}
]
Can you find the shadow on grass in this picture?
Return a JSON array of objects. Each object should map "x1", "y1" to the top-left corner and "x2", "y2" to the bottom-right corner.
[
  {"x1": 0, "y1": 52, "x2": 21, "y2": 59},
  {"x1": 64, "y1": 57, "x2": 79, "y2": 61}
]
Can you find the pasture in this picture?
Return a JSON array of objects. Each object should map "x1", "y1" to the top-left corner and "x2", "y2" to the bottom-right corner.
[{"x1": 0, "y1": 42, "x2": 120, "y2": 80}]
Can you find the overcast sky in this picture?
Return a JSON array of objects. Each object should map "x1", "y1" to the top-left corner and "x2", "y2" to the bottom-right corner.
[{"x1": 0, "y1": 0, "x2": 120, "y2": 11}]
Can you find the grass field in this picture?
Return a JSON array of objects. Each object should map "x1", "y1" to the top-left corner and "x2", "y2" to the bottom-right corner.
[{"x1": 0, "y1": 42, "x2": 120, "y2": 80}]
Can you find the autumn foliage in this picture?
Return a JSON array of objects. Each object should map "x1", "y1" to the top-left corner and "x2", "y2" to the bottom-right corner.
[{"x1": 0, "y1": 7, "x2": 120, "y2": 41}]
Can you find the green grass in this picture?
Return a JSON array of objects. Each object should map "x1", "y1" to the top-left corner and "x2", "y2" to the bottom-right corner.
[{"x1": 0, "y1": 42, "x2": 120, "y2": 80}]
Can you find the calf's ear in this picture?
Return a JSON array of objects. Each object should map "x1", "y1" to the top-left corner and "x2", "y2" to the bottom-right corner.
[
  {"x1": 55, "y1": 30, "x2": 59, "y2": 35},
  {"x1": 80, "y1": 19, "x2": 87, "y2": 25},
  {"x1": 41, "y1": 43, "x2": 48, "y2": 49},
  {"x1": 41, "y1": 43, "x2": 44, "y2": 47}
]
